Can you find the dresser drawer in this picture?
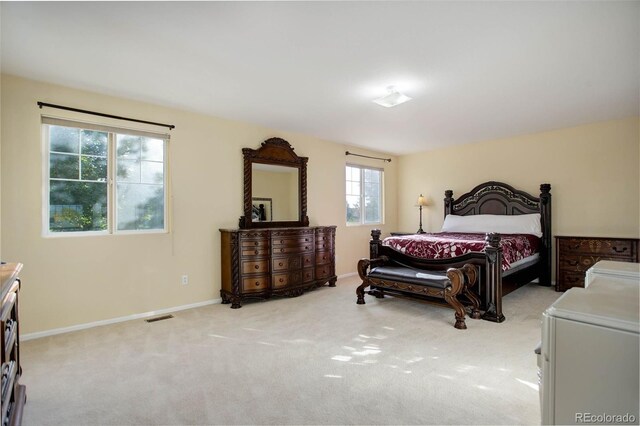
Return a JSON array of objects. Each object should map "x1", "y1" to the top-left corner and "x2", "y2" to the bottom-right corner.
[
  {"x1": 558, "y1": 254, "x2": 601, "y2": 273},
  {"x1": 1, "y1": 360, "x2": 17, "y2": 407},
  {"x1": 240, "y1": 237, "x2": 270, "y2": 257},
  {"x1": 272, "y1": 236, "x2": 314, "y2": 247},
  {"x1": 596, "y1": 239, "x2": 636, "y2": 258},
  {"x1": 316, "y1": 251, "x2": 331, "y2": 265},
  {"x1": 302, "y1": 268, "x2": 315, "y2": 283},
  {"x1": 557, "y1": 270, "x2": 585, "y2": 291},
  {"x1": 273, "y1": 256, "x2": 302, "y2": 272},
  {"x1": 302, "y1": 254, "x2": 314, "y2": 268},
  {"x1": 0, "y1": 291, "x2": 17, "y2": 323},
  {"x1": 274, "y1": 244, "x2": 313, "y2": 255},
  {"x1": 272, "y1": 273, "x2": 290, "y2": 289},
  {"x1": 241, "y1": 248, "x2": 269, "y2": 257},
  {"x1": 316, "y1": 264, "x2": 333, "y2": 280},
  {"x1": 241, "y1": 260, "x2": 270, "y2": 275},
  {"x1": 3, "y1": 319, "x2": 17, "y2": 363},
  {"x1": 240, "y1": 238, "x2": 269, "y2": 248},
  {"x1": 316, "y1": 239, "x2": 333, "y2": 250},
  {"x1": 558, "y1": 238, "x2": 636, "y2": 258},
  {"x1": 242, "y1": 276, "x2": 269, "y2": 292},
  {"x1": 272, "y1": 271, "x2": 303, "y2": 289}
]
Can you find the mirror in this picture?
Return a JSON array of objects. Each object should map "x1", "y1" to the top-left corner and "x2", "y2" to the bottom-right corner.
[
  {"x1": 251, "y1": 164, "x2": 299, "y2": 222},
  {"x1": 239, "y1": 138, "x2": 309, "y2": 229}
]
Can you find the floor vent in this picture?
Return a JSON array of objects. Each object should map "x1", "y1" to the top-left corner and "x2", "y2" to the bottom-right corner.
[{"x1": 145, "y1": 314, "x2": 174, "y2": 323}]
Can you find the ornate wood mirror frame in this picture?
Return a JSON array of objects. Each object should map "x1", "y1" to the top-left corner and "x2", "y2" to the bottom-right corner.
[{"x1": 239, "y1": 138, "x2": 309, "y2": 229}]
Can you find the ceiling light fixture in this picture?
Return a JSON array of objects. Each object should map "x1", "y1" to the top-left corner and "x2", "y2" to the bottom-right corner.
[{"x1": 372, "y1": 86, "x2": 412, "y2": 108}]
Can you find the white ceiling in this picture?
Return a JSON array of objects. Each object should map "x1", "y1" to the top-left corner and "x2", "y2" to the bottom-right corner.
[{"x1": 1, "y1": 1, "x2": 638, "y2": 155}]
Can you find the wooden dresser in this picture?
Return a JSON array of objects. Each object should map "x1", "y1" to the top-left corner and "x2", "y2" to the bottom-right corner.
[
  {"x1": 220, "y1": 226, "x2": 336, "y2": 308},
  {"x1": 555, "y1": 236, "x2": 639, "y2": 291},
  {"x1": 0, "y1": 263, "x2": 25, "y2": 426}
]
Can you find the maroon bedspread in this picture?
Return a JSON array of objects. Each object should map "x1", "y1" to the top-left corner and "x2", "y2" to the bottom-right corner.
[{"x1": 382, "y1": 232, "x2": 540, "y2": 271}]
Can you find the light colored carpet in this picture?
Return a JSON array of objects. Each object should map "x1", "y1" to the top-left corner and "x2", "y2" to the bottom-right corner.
[{"x1": 20, "y1": 275, "x2": 561, "y2": 425}]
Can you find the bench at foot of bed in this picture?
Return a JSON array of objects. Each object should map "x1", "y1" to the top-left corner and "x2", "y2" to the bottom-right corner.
[{"x1": 356, "y1": 257, "x2": 481, "y2": 330}]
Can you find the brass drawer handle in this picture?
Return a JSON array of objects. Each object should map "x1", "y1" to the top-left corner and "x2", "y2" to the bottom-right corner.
[
  {"x1": 612, "y1": 246, "x2": 628, "y2": 253},
  {"x1": 254, "y1": 250, "x2": 259, "y2": 255},
  {"x1": 279, "y1": 278, "x2": 284, "y2": 283},
  {"x1": 280, "y1": 248, "x2": 285, "y2": 253},
  {"x1": 255, "y1": 281, "x2": 261, "y2": 286},
  {"x1": 254, "y1": 265, "x2": 260, "y2": 270},
  {"x1": 254, "y1": 242, "x2": 259, "y2": 246},
  {"x1": 278, "y1": 262, "x2": 283, "y2": 266}
]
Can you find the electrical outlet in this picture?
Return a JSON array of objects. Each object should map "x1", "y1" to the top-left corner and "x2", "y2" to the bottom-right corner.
[{"x1": 181, "y1": 274, "x2": 189, "y2": 285}]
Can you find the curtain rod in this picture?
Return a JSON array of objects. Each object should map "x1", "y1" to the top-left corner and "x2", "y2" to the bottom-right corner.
[
  {"x1": 345, "y1": 151, "x2": 391, "y2": 163},
  {"x1": 37, "y1": 102, "x2": 175, "y2": 130}
]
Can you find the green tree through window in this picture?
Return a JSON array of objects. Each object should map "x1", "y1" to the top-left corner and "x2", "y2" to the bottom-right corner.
[{"x1": 45, "y1": 122, "x2": 168, "y2": 234}]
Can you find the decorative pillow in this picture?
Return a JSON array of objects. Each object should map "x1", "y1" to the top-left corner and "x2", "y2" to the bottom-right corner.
[{"x1": 440, "y1": 213, "x2": 542, "y2": 237}]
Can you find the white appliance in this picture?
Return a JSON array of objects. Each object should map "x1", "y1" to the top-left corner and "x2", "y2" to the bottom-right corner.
[
  {"x1": 584, "y1": 260, "x2": 640, "y2": 288},
  {"x1": 540, "y1": 272, "x2": 639, "y2": 425}
]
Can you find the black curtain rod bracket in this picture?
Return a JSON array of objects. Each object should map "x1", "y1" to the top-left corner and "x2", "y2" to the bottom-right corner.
[
  {"x1": 37, "y1": 102, "x2": 175, "y2": 130},
  {"x1": 345, "y1": 151, "x2": 391, "y2": 163}
]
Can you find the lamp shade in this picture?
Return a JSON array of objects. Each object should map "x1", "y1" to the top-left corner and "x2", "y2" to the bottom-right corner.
[{"x1": 417, "y1": 194, "x2": 428, "y2": 206}]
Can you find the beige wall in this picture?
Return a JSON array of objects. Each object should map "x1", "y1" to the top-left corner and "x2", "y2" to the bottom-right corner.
[
  {"x1": 0, "y1": 74, "x2": 397, "y2": 334},
  {"x1": 8, "y1": 72, "x2": 633, "y2": 336},
  {"x1": 397, "y1": 117, "x2": 640, "y2": 239}
]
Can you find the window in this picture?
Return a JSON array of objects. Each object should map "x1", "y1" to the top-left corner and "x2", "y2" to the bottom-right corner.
[
  {"x1": 43, "y1": 118, "x2": 169, "y2": 235},
  {"x1": 346, "y1": 164, "x2": 383, "y2": 225}
]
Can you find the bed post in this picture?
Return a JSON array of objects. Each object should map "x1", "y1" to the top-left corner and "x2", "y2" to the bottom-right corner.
[
  {"x1": 483, "y1": 233, "x2": 505, "y2": 323},
  {"x1": 539, "y1": 183, "x2": 552, "y2": 286},
  {"x1": 444, "y1": 190, "x2": 454, "y2": 217},
  {"x1": 370, "y1": 229, "x2": 382, "y2": 259}
]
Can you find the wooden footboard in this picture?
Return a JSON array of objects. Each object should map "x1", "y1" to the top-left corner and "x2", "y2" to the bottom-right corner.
[{"x1": 369, "y1": 229, "x2": 506, "y2": 322}]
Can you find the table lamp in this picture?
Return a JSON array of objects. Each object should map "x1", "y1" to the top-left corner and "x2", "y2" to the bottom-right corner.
[{"x1": 417, "y1": 194, "x2": 428, "y2": 234}]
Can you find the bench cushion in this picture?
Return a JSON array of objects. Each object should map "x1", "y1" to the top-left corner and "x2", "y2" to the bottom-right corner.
[{"x1": 368, "y1": 266, "x2": 449, "y2": 289}]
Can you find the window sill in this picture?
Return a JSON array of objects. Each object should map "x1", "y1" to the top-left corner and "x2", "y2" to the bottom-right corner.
[
  {"x1": 346, "y1": 222, "x2": 383, "y2": 228},
  {"x1": 43, "y1": 229, "x2": 169, "y2": 238}
]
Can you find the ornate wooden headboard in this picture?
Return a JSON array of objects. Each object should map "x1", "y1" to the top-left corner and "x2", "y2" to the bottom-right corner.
[{"x1": 444, "y1": 181, "x2": 550, "y2": 217}]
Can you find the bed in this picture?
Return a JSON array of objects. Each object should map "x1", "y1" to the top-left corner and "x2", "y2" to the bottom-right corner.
[{"x1": 367, "y1": 181, "x2": 552, "y2": 322}]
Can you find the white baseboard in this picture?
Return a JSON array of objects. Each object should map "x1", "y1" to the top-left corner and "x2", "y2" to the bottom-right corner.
[
  {"x1": 22, "y1": 298, "x2": 221, "y2": 341},
  {"x1": 337, "y1": 272, "x2": 357, "y2": 280}
]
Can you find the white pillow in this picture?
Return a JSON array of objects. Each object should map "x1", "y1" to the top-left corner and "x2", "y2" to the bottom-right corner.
[{"x1": 440, "y1": 213, "x2": 542, "y2": 237}]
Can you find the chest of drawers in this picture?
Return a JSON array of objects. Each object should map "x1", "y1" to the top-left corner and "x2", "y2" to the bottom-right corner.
[
  {"x1": 0, "y1": 263, "x2": 25, "y2": 426},
  {"x1": 555, "y1": 236, "x2": 639, "y2": 291},
  {"x1": 220, "y1": 226, "x2": 336, "y2": 308}
]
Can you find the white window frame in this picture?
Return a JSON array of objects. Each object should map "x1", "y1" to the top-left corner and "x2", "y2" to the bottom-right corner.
[
  {"x1": 42, "y1": 118, "x2": 170, "y2": 237},
  {"x1": 345, "y1": 163, "x2": 384, "y2": 226}
]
